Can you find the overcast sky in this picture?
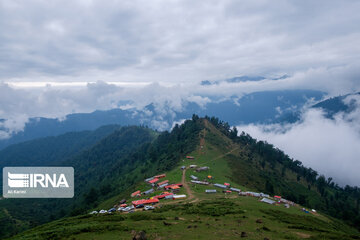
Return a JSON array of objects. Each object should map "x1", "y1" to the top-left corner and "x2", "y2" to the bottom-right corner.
[
  {"x1": 1, "y1": 0, "x2": 360, "y2": 91},
  {"x1": 1, "y1": 0, "x2": 360, "y2": 119},
  {"x1": 1, "y1": 1, "x2": 360, "y2": 186}
]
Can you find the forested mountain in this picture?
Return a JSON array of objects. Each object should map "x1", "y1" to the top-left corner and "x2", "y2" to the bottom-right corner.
[
  {"x1": 0, "y1": 109, "x2": 136, "y2": 150},
  {"x1": 2, "y1": 116, "x2": 359, "y2": 239},
  {"x1": 312, "y1": 92, "x2": 360, "y2": 118},
  {"x1": 0, "y1": 120, "x2": 201, "y2": 238},
  {"x1": 0, "y1": 125, "x2": 121, "y2": 169}
]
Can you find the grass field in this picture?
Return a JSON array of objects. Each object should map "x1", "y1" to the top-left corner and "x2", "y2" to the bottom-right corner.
[{"x1": 10, "y1": 196, "x2": 359, "y2": 240}]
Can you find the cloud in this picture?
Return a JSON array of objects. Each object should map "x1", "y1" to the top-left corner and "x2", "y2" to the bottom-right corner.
[
  {"x1": 0, "y1": 0, "x2": 359, "y2": 94},
  {"x1": 237, "y1": 100, "x2": 360, "y2": 187},
  {"x1": 1, "y1": 0, "x2": 359, "y2": 131},
  {"x1": 0, "y1": 81, "x2": 217, "y2": 135}
]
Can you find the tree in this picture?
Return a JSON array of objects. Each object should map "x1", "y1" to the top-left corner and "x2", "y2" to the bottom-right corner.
[
  {"x1": 84, "y1": 188, "x2": 98, "y2": 204},
  {"x1": 265, "y1": 180, "x2": 274, "y2": 195},
  {"x1": 229, "y1": 126, "x2": 238, "y2": 139},
  {"x1": 317, "y1": 175, "x2": 326, "y2": 196},
  {"x1": 327, "y1": 177, "x2": 333, "y2": 185}
]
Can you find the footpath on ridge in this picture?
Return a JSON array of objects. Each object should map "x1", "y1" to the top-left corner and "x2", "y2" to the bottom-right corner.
[{"x1": 180, "y1": 121, "x2": 240, "y2": 204}]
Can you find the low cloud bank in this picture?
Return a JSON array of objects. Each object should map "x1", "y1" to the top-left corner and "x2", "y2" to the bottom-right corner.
[{"x1": 238, "y1": 100, "x2": 360, "y2": 187}]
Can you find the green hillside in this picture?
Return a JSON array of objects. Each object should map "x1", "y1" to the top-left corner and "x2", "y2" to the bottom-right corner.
[
  {"x1": 0, "y1": 125, "x2": 122, "y2": 170},
  {"x1": 7, "y1": 117, "x2": 360, "y2": 239},
  {"x1": 1, "y1": 119, "x2": 202, "y2": 239},
  {"x1": 0, "y1": 126, "x2": 156, "y2": 238}
]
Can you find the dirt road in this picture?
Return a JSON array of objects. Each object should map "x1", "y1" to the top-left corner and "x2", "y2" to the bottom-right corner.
[{"x1": 181, "y1": 167, "x2": 194, "y2": 200}]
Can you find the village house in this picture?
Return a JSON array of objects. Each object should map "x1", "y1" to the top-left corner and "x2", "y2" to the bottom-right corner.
[
  {"x1": 229, "y1": 187, "x2": 241, "y2": 192},
  {"x1": 196, "y1": 166, "x2": 209, "y2": 172},
  {"x1": 131, "y1": 190, "x2": 141, "y2": 197},
  {"x1": 132, "y1": 198, "x2": 159, "y2": 207},
  {"x1": 191, "y1": 180, "x2": 209, "y2": 185},
  {"x1": 144, "y1": 177, "x2": 154, "y2": 182},
  {"x1": 154, "y1": 174, "x2": 166, "y2": 179},
  {"x1": 190, "y1": 175, "x2": 198, "y2": 180},
  {"x1": 205, "y1": 189, "x2": 217, "y2": 193},
  {"x1": 142, "y1": 188, "x2": 154, "y2": 195},
  {"x1": 172, "y1": 194, "x2": 187, "y2": 200},
  {"x1": 261, "y1": 198, "x2": 275, "y2": 205},
  {"x1": 213, "y1": 183, "x2": 227, "y2": 189}
]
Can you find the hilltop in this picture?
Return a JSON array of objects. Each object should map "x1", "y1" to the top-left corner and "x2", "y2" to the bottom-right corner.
[{"x1": 7, "y1": 116, "x2": 360, "y2": 239}]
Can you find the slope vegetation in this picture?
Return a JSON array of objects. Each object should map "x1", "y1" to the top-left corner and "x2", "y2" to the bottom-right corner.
[
  {"x1": 8, "y1": 117, "x2": 360, "y2": 239},
  {"x1": 1, "y1": 119, "x2": 202, "y2": 239}
]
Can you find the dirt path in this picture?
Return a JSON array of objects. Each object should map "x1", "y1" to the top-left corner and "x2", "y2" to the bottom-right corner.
[
  {"x1": 212, "y1": 147, "x2": 239, "y2": 161},
  {"x1": 179, "y1": 120, "x2": 238, "y2": 204},
  {"x1": 182, "y1": 167, "x2": 195, "y2": 200},
  {"x1": 199, "y1": 130, "x2": 206, "y2": 155}
]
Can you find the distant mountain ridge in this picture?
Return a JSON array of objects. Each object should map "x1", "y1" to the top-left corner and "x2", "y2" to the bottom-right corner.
[
  {"x1": 0, "y1": 125, "x2": 121, "y2": 168},
  {"x1": 201, "y1": 75, "x2": 289, "y2": 85},
  {"x1": 312, "y1": 92, "x2": 360, "y2": 118},
  {"x1": 0, "y1": 89, "x2": 325, "y2": 150}
]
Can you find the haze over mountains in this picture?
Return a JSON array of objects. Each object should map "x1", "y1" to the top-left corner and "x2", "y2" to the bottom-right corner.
[
  {"x1": 1, "y1": 90, "x2": 359, "y2": 186},
  {"x1": 0, "y1": 88, "x2": 324, "y2": 148}
]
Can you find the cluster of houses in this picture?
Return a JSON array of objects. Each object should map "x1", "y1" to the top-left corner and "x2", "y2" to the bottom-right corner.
[
  {"x1": 239, "y1": 190, "x2": 295, "y2": 208},
  {"x1": 130, "y1": 173, "x2": 187, "y2": 207},
  {"x1": 89, "y1": 172, "x2": 188, "y2": 215},
  {"x1": 90, "y1": 161, "x2": 303, "y2": 216},
  {"x1": 188, "y1": 166, "x2": 296, "y2": 209}
]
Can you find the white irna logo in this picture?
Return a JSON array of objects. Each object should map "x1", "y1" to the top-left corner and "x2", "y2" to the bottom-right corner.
[{"x1": 8, "y1": 172, "x2": 69, "y2": 188}]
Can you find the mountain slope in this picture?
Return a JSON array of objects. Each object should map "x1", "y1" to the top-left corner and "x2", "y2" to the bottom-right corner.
[
  {"x1": 0, "y1": 109, "x2": 137, "y2": 150},
  {"x1": 1, "y1": 119, "x2": 202, "y2": 239},
  {"x1": 206, "y1": 117, "x2": 360, "y2": 228},
  {"x1": 7, "y1": 117, "x2": 360, "y2": 240},
  {"x1": 0, "y1": 124, "x2": 121, "y2": 169},
  {"x1": 0, "y1": 126, "x2": 157, "y2": 239},
  {"x1": 312, "y1": 92, "x2": 360, "y2": 118}
]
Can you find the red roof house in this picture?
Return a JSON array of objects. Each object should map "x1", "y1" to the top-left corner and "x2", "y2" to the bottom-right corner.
[
  {"x1": 153, "y1": 192, "x2": 173, "y2": 199},
  {"x1": 157, "y1": 180, "x2": 169, "y2": 186},
  {"x1": 164, "y1": 183, "x2": 183, "y2": 190},
  {"x1": 132, "y1": 198, "x2": 159, "y2": 207},
  {"x1": 154, "y1": 174, "x2": 166, "y2": 179},
  {"x1": 148, "y1": 178, "x2": 159, "y2": 184},
  {"x1": 131, "y1": 190, "x2": 141, "y2": 197}
]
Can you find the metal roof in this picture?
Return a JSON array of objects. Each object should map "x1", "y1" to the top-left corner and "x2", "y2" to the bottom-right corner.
[
  {"x1": 261, "y1": 198, "x2": 275, "y2": 204},
  {"x1": 213, "y1": 183, "x2": 227, "y2": 189}
]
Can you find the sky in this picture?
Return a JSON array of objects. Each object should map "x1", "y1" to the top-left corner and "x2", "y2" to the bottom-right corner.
[
  {"x1": 1, "y1": 0, "x2": 360, "y2": 186},
  {"x1": 1, "y1": 0, "x2": 360, "y2": 89},
  {"x1": 1, "y1": 0, "x2": 360, "y2": 125}
]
